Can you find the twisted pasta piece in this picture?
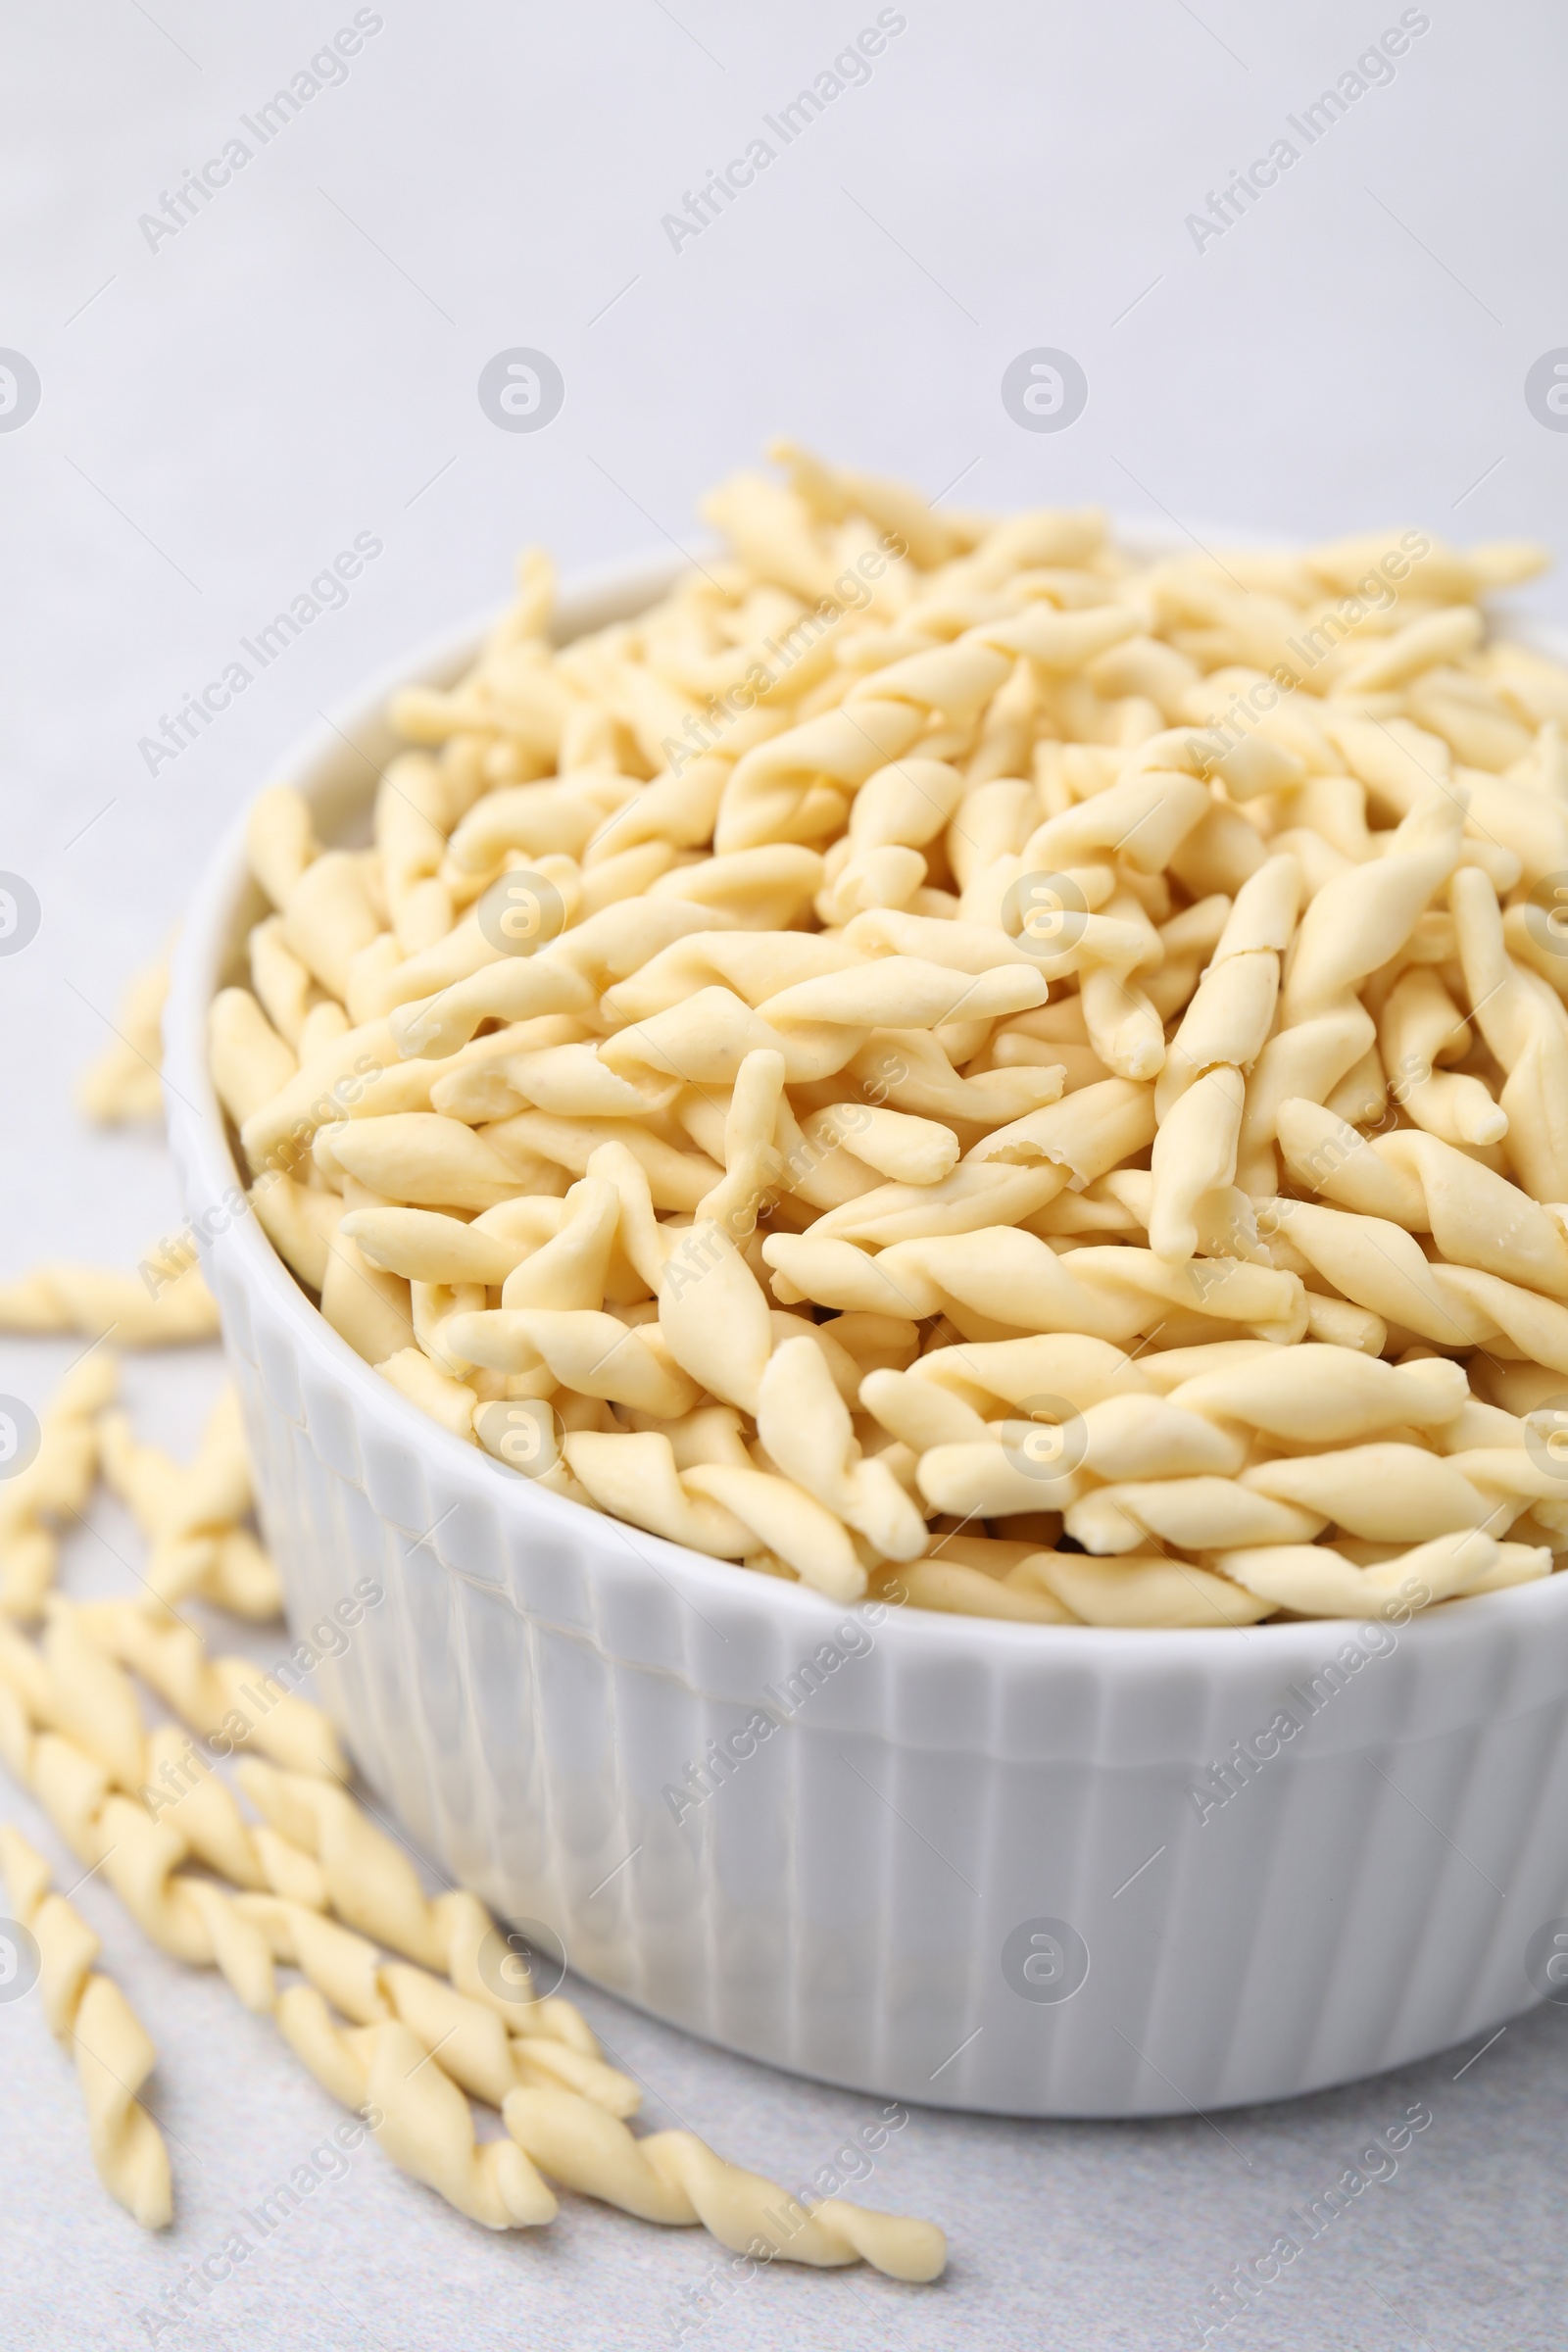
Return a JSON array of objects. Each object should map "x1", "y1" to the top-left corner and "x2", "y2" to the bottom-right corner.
[
  {"x1": 1, "y1": 1623, "x2": 594, "y2": 2233},
  {"x1": 768, "y1": 435, "x2": 975, "y2": 567},
  {"x1": 660, "y1": 1223, "x2": 776, "y2": 1412},
  {"x1": 210, "y1": 984, "x2": 299, "y2": 1124},
  {"x1": 249, "y1": 1167, "x2": 348, "y2": 1290},
  {"x1": 385, "y1": 954, "x2": 595, "y2": 1059},
  {"x1": 917, "y1": 1391, "x2": 1248, "y2": 1519},
  {"x1": 588, "y1": 928, "x2": 854, "y2": 1024},
  {"x1": 813, "y1": 757, "x2": 966, "y2": 924},
  {"x1": 248, "y1": 912, "x2": 317, "y2": 1050},
  {"x1": 0, "y1": 1824, "x2": 172, "y2": 2228},
  {"x1": 849, "y1": 1027, "x2": 1065, "y2": 1126},
  {"x1": 232, "y1": 1758, "x2": 602, "y2": 2057},
  {"x1": 603, "y1": 962, "x2": 1047, "y2": 1095},
  {"x1": 0, "y1": 1258, "x2": 220, "y2": 1345},
  {"x1": 844, "y1": 901, "x2": 1099, "y2": 980},
  {"x1": 73, "y1": 1599, "x2": 348, "y2": 1778},
  {"x1": 1065, "y1": 1477, "x2": 1325, "y2": 1555},
  {"x1": 98, "y1": 1385, "x2": 283, "y2": 1618},
  {"x1": 375, "y1": 752, "x2": 458, "y2": 954},
  {"x1": 1150, "y1": 855, "x2": 1299, "y2": 1260},
  {"x1": 74, "y1": 950, "x2": 170, "y2": 1125},
  {"x1": 1276, "y1": 1100, "x2": 1568, "y2": 1297},
  {"x1": 452, "y1": 1306, "x2": 699, "y2": 1415},
  {"x1": 504, "y1": 2085, "x2": 946, "y2": 2279},
  {"x1": 676, "y1": 1462, "x2": 869, "y2": 1599},
  {"x1": 1034, "y1": 758, "x2": 1212, "y2": 869},
  {"x1": 0, "y1": 1611, "x2": 317, "y2": 1901},
  {"x1": 1054, "y1": 886, "x2": 1169, "y2": 1080},
  {"x1": 318, "y1": 1110, "x2": 529, "y2": 1209},
  {"x1": 1452, "y1": 863, "x2": 1568, "y2": 1201},
  {"x1": 476, "y1": 1098, "x2": 714, "y2": 1206},
  {"x1": 0, "y1": 1633, "x2": 275, "y2": 2008},
  {"x1": 892, "y1": 1550, "x2": 1077, "y2": 1623},
  {"x1": 1374, "y1": 965, "x2": 1507, "y2": 1148},
  {"x1": 236, "y1": 1009, "x2": 400, "y2": 1174},
  {"x1": 343, "y1": 1200, "x2": 549, "y2": 1288},
  {"x1": 281, "y1": 847, "x2": 383, "y2": 1004},
  {"x1": 246, "y1": 780, "x2": 321, "y2": 909},
  {"x1": 712, "y1": 607, "x2": 1122, "y2": 852},
  {"x1": 1243, "y1": 1445, "x2": 1508, "y2": 1542},
  {"x1": 1263, "y1": 1198, "x2": 1568, "y2": 1370},
  {"x1": 278, "y1": 1998, "x2": 559, "y2": 2227},
  {"x1": 1020, "y1": 1551, "x2": 1276, "y2": 1628},
  {"x1": 695, "y1": 1048, "x2": 787, "y2": 1236},
  {"x1": 1163, "y1": 1343, "x2": 1469, "y2": 1440},
  {"x1": 238, "y1": 1895, "x2": 638, "y2": 2113},
  {"x1": 754, "y1": 1336, "x2": 928, "y2": 1561},
  {"x1": 562, "y1": 1431, "x2": 750, "y2": 1558},
  {"x1": 0, "y1": 1350, "x2": 117, "y2": 1619},
  {"x1": 35, "y1": 1758, "x2": 557, "y2": 2230},
  {"x1": 496, "y1": 1180, "x2": 625, "y2": 1316},
  {"x1": 1339, "y1": 604, "x2": 1486, "y2": 695},
  {"x1": 235, "y1": 1758, "x2": 457, "y2": 1967},
  {"x1": 765, "y1": 1223, "x2": 1303, "y2": 1346},
  {"x1": 92, "y1": 1795, "x2": 277, "y2": 2001},
  {"x1": 1216, "y1": 1529, "x2": 1547, "y2": 1617},
  {"x1": 1237, "y1": 787, "x2": 1467, "y2": 1188}
]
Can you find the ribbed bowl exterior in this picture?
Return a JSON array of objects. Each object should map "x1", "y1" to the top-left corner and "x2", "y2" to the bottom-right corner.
[{"x1": 163, "y1": 555, "x2": 1568, "y2": 2117}]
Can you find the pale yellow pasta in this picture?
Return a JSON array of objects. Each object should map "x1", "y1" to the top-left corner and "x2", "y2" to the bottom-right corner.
[
  {"x1": 99, "y1": 1383, "x2": 283, "y2": 1617},
  {"x1": 1, "y1": 1608, "x2": 639, "y2": 2235},
  {"x1": 1275, "y1": 1101, "x2": 1568, "y2": 1293},
  {"x1": 15, "y1": 1604, "x2": 608, "y2": 2060},
  {"x1": 1374, "y1": 965, "x2": 1507, "y2": 1147},
  {"x1": 8, "y1": 1651, "x2": 558, "y2": 2231},
  {"x1": 2, "y1": 1254, "x2": 943, "y2": 2276},
  {"x1": 1023, "y1": 1551, "x2": 1277, "y2": 1629},
  {"x1": 232, "y1": 1759, "x2": 940, "y2": 2265},
  {"x1": 0, "y1": 1823, "x2": 172, "y2": 2229},
  {"x1": 502, "y1": 2084, "x2": 946, "y2": 2280},
  {"x1": 1150, "y1": 854, "x2": 1299, "y2": 1259},
  {"x1": 74, "y1": 1599, "x2": 348, "y2": 1779},
  {"x1": 74, "y1": 950, "x2": 170, "y2": 1125},
  {"x1": 1236, "y1": 788, "x2": 1467, "y2": 1187},
  {"x1": 1452, "y1": 863, "x2": 1568, "y2": 1200},
  {"x1": 0, "y1": 1352, "x2": 117, "y2": 1619},
  {"x1": 188, "y1": 447, "x2": 1568, "y2": 1629},
  {"x1": 1217, "y1": 1530, "x2": 1548, "y2": 1616},
  {"x1": 0, "y1": 1616, "x2": 296, "y2": 1897},
  {"x1": 0, "y1": 1257, "x2": 220, "y2": 1345}
]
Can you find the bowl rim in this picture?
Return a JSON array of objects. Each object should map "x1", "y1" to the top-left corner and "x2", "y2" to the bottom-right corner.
[{"x1": 162, "y1": 535, "x2": 1568, "y2": 1677}]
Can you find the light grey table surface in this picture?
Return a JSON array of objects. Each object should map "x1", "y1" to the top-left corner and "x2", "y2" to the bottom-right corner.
[{"x1": 2, "y1": 4, "x2": 1567, "y2": 2345}]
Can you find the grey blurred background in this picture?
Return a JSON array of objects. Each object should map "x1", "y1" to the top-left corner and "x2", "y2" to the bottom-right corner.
[{"x1": 2, "y1": 5, "x2": 1566, "y2": 2345}]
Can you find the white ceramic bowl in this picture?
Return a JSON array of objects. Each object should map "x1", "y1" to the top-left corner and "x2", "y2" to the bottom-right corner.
[{"x1": 163, "y1": 550, "x2": 1568, "y2": 2117}]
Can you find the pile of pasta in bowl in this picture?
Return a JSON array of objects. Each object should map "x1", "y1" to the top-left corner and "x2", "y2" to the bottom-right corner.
[{"x1": 211, "y1": 443, "x2": 1568, "y2": 1631}]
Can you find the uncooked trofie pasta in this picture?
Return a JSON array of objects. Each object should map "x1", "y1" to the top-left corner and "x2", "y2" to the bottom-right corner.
[
  {"x1": 0, "y1": 1823, "x2": 172, "y2": 2229},
  {"x1": 212, "y1": 442, "x2": 1568, "y2": 1629},
  {"x1": 1, "y1": 1587, "x2": 942, "y2": 2272},
  {"x1": 74, "y1": 949, "x2": 170, "y2": 1125}
]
